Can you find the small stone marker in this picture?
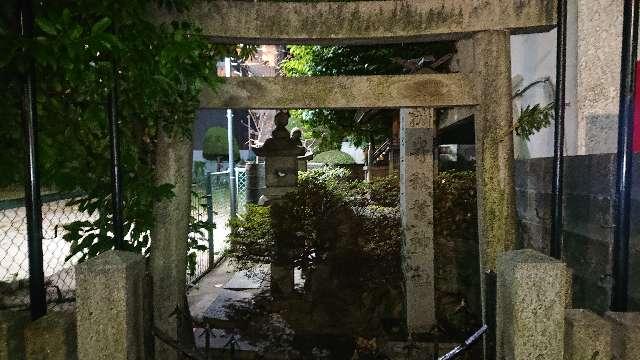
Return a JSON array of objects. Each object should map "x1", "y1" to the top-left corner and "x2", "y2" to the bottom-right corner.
[
  {"x1": 399, "y1": 107, "x2": 436, "y2": 335},
  {"x1": 496, "y1": 249, "x2": 570, "y2": 360},
  {"x1": 253, "y1": 111, "x2": 305, "y2": 296},
  {"x1": 76, "y1": 250, "x2": 145, "y2": 360},
  {"x1": 24, "y1": 311, "x2": 77, "y2": 360},
  {"x1": 605, "y1": 312, "x2": 640, "y2": 359}
]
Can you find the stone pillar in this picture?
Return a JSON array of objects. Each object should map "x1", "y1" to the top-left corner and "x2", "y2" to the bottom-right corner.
[
  {"x1": 604, "y1": 312, "x2": 640, "y2": 359},
  {"x1": 151, "y1": 127, "x2": 194, "y2": 359},
  {"x1": 564, "y1": 309, "x2": 612, "y2": 360},
  {"x1": 24, "y1": 312, "x2": 77, "y2": 360},
  {"x1": 254, "y1": 111, "x2": 306, "y2": 296},
  {"x1": 0, "y1": 311, "x2": 28, "y2": 360},
  {"x1": 496, "y1": 250, "x2": 571, "y2": 360},
  {"x1": 399, "y1": 107, "x2": 436, "y2": 335},
  {"x1": 472, "y1": 30, "x2": 517, "y2": 274},
  {"x1": 76, "y1": 250, "x2": 145, "y2": 360},
  {"x1": 472, "y1": 32, "x2": 518, "y2": 349}
]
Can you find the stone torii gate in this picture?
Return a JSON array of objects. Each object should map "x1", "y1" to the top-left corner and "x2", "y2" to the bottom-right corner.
[{"x1": 153, "y1": 0, "x2": 557, "y2": 350}]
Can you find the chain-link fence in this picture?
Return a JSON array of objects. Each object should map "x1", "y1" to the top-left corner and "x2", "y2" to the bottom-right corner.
[
  {"x1": 2, "y1": 166, "x2": 248, "y2": 307},
  {"x1": 188, "y1": 166, "x2": 248, "y2": 283},
  {"x1": 235, "y1": 167, "x2": 247, "y2": 214},
  {"x1": 0, "y1": 192, "x2": 92, "y2": 310}
]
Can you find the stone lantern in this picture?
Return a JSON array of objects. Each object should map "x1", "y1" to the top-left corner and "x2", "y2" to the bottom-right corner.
[{"x1": 253, "y1": 110, "x2": 306, "y2": 296}]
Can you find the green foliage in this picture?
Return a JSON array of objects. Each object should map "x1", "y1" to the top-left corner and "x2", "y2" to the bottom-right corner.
[
  {"x1": 202, "y1": 126, "x2": 240, "y2": 161},
  {"x1": 280, "y1": 43, "x2": 454, "y2": 148},
  {"x1": 313, "y1": 150, "x2": 355, "y2": 165},
  {"x1": 515, "y1": 103, "x2": 554, "y2": 141},
  {"x1": 366, "y1": 175, "x2": 400, "y2": 207},
  {"x1": 0, "y1": 1, "x2": 251, "y2": 268}
]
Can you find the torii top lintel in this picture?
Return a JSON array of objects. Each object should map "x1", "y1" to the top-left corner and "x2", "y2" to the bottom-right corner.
[{"x1": 157, "y1": 0, "x2": 557, "y2": 45}]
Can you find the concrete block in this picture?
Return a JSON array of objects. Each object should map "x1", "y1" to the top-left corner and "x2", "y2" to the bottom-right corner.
[
  {"x1": 496, "y1": 249, "x2": 571, "y2": 360},
  {"x1": 76, "y1": 250, "x2": 145, "y2": 360},
  {"x1": 0, "y1": 311, "x2": 28, "y2": 360},
  {"x1": 605, "y1": 312, "x2": 640, "y2": 360},
  {"x1": 24, "y1": 311, "x2": 76, "y2": 360},
  {"x1": 564, "y1": 309, "x2": 612, "y2": 360}
]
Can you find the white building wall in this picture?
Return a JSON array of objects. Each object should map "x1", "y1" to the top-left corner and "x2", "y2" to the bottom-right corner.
[{"x1": 511, "y1": 0, "x2": 624, "y2": 158}]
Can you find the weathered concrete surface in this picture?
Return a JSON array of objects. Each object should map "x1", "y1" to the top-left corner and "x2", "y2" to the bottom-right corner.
[
  {"x1": 76, "y1": 250, "x2": 145, "y2": 360},
  {"x1": 200, "y1": 74, "x2": 477, "y2": 110},
  {"x1": 399, "y1": 108, "x2": 436, "y2": 335},
  {"x1": 496, "y1": 250, "x2": 570, "y2": 360},
  {"x1": 151, "y1": 127, "x2": 194, "y2": 360},
  {"x1": 575, "y1": 0, "x2": 623, "y2": 155},
  {"x1": 564, "y1": 309, "x2": 612, "y2": 360},
  {"x1": 157, "y1": 0, "x2": 556, "y2": 45},
  {"x1": 472, "y1": 31, "x2": 518, "y2": 273},
  {"x1": 0, "y1": 311, "x2": 28, "y2": 360},
  {"x1": 605, "y1": 312, "x2": 640, "y2": 360},
  {"x1": 24, "y1": 312, "x2": 77, "y2": 360}
]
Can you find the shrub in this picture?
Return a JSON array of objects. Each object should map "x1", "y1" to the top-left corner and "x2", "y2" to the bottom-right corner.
[
  {"x1": 313, "y1": 150, "x2": 355, "y2": 165},
  {"x1": 202, "y1": 126, "x2": 240, "y2": 161}
]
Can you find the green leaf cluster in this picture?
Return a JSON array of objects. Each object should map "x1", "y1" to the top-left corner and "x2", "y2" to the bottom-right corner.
[
  {"x1": 515, "y1": 103, "x2": 554, "y2": 141},
  {"x1": 0, "y1": 1, "x2": 248, "y2": 267},
  {"x1": 312, "y1": 150, "x2": 355, "y2": 165},
  {"x1": 202, "y1": 126, "x2": 240, "y2": 161},
  {"x1": 280, "y1": 43, "x2": 454, "y2": 149}
]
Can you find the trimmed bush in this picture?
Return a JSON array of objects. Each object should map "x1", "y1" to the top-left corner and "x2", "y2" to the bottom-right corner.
[
  {"x1": 313, "y1": 150, "x2": 355, "y2": 165},
  {"x1": 202, "y1": 126, "x2": 240, "y2": 161}
]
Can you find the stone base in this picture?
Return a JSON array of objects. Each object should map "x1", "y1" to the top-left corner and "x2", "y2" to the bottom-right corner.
[
  {"x1": 382, "y1": 341, "x2": 460, "y2": 360},
  {"x1": 24, "y1": 311, "x2": 77, "y2": 360}
]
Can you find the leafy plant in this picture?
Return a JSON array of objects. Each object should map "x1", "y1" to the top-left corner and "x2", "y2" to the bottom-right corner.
[
  {"x1": 202, "y1": 126, "x2": 240, "y2": 161},
  {"x1": 0, "y1": 1, "x2": 252, "y2": 269},
  {"x1": 313, "y1": 150, "x2": 355, "y2": 165},
  {"x1": 514, "y1": 103, "x2": 554, "y2": 141}
]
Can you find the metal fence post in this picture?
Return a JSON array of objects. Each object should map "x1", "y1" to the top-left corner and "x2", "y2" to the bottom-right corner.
[
  {"x1": 205, "y1": 172, "x2": 215, "y2": 266},
  {"x1": 18, "y1": 0, "x2": 47, "y2": 320}
]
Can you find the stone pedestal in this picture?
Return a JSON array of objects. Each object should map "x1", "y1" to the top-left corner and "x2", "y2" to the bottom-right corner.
[
  {"x1": 24, "y1": 312, "x2": 77, "y2": 360},
  {"x1": 76, "y1": 250, "x2": 145, "y2": 360},
  {"x1": 605, "y1": 312, "x2": 640, "y2": 359},
  {"x1": 496, "y1": 250, "x2": 571, "y2": 360},
  {"x1": 564, "y1": 309, "x2": 612, "y2": 360},
  {"x1": 399, "y1": 108, "x2": 436, "y2": 335},
  {"x1": 254, "y1": 111, "x2": 306, "y2": 297},
  {"x1": 0, "y1": 311, "x2": 28, "y2": 360}
]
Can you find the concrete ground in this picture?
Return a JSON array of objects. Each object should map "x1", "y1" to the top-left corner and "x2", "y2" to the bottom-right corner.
[{"x1": 187, "y1": 258, "x2": 237, "y2": 320}]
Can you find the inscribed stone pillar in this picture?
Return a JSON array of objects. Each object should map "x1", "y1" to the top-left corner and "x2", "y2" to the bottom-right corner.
[
  {"x1": 399, "y1": 107, "x2": 436, "y2": 335},
  {"x1": 496, "y1": 250, "x2": 571, "y2": 360},
  {"x1": 254, "y1": 111, "x2": 306, "y2": 296},
  {"x1": 76, "y1": 250, "x2": 145, "y2": 360},
  {"x1": 151, "y1": 127, "x2": 194, "y2": 360}
]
